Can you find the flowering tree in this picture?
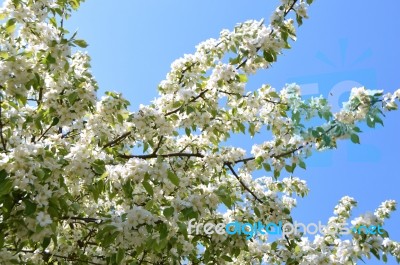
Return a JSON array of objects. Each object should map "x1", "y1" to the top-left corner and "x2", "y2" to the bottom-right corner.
[{"x1": 0, "y1": 0, "x2": 399, "y2": 264}]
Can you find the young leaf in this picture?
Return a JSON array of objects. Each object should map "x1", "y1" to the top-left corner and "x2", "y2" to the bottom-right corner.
[
  {"x1": 351, "y1": 134, "x2": 360, "y2": 144},
  {"x1": 73, "y1": 39, "x2": 89, "y2": 48},
  {"x1": 167, "y1": 170, "x2": 180, "y2": 186}
]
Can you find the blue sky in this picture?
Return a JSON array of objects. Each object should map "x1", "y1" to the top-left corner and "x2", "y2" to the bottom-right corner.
[{"x1": 65, "y1": 1, "x2": 400, "y2": 264}]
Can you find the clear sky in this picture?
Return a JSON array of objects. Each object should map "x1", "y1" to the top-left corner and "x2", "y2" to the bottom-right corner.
[{"x1": 63, "y1": 1, "x2": 399, "y2": 264}]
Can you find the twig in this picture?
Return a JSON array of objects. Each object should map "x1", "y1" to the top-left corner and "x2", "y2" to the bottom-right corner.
[
  {"x1": 236, "y1": 0, "x2": 299, "y2": 70},
  {"x1": 7, "y1": 249, "x2": 102, "y2": 265},
  {"x1": 165, "y1": 89, "x2": 209, "y2": 116},
  {"x1": 37, "y1": 123, "x2": 55, "y2": 142},
  {"x1": 138, "y1": 251, "x2": 147, "y2": 265},
  {"x1": 0, "y1": 92, "x2": 7, "y2": 151},
  {"x1": 103, "y1": 131, "x2": 131, "y2": 148},
  {"x1": 61, "y1": 216, "x2": 101, "y2": 223},
  {"x1": 152, "y1": 136, "x2": 164, "y2": 154},
  {"x1": 225, "y1": 163, "x2": 264, "y2": 204},
  {"x1": 118, "y1": 152, "x2": 204, "y2": 160}
]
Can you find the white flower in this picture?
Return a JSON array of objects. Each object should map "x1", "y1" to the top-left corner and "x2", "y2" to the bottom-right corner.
[
  {"x1": 382, "y1": 238, "x2": 393, "y2": 248},
  {"x1": 394, "y1": 89, "x2": 400, "y2": 99},
  {"x1": 351, "y1": 212, "x2": 377, "y2": 227},
  {"x1": 296, "y1": 2, "x2": 308, "y2": 18},
  {"x1": 36, "y1": 212, "x2": 52, "y2": 227},
  {"x1": 271, "y1": 9, "x2": 284, "y2": 25}
]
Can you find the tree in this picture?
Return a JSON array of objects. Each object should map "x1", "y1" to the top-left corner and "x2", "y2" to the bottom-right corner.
[{"x1": 0, "y1": 0, "x2": 399, "y2": 264}]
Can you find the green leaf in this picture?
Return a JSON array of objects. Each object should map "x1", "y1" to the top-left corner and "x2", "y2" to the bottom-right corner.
[
  {"x1": 73, "y1": 39, "x2": 88, "y2": 48},
  {"x1": 116, "y1": 248, "x2": 125, "y2": 264},
  {"x1": 167, "y1": 170, "x2": 180, "y2": 186},
  {"x1": 102, "y1": 231, "x2": 119, "y2": 248},
  {"x1": 296, "y1": 14, "x2": 303, "y2": 26},
  {"x1": 0, "y1": 170, "x2": 13, "y2": 197},
  {"x1": 5, "y1": 18, "x2": 16, "y2": 34},
  {"x1": 159, "y1": 223, "x2": 168, "y2": 240},
  {"x1": 16, "y1": 93, "x2": 27, "y2": 106},
  {"x1": 255, "y1": 156, "x2": 264, "y2": 165},
  {"x1": 371, "y1": 248, "x2": 380, "y2": 260},
  {"x1": 45, "y1": 53, "x2": 56, "y2": 64},
  {"x1": 122, "y1": 181, "x2": 133, "y2": 198},
  {"x1": 42, "y1": 237, "x2": 51, "y2": 249},
  {"x1": 237, "y1": 122, "x2": 245, "y2": 134},
  {"x1": 163, "y1": 207, "x2": 174, "y2": 218},
  {"x1": 254, "y1": 207, "x2": 261, "y2": 218},
  {"x1": 58, "y1": 198, "x2": 69, "y2": 214},
  {"x1": 295, "y1": 245, "x2": 301, "y2": 253},
  {"x1": 92, "y1": 159, "x2": 106, "y2": 175},
  {"x1": 238, "y1": 74, "x2": 248, "y2": 83},
  {"x1": 322, "y1": 135, "x2": 331, "y2": 146},
  {"x1": 229, "y1": 56, "x2": 241, "y2": 65},
  {"x1": 220, "y1": 195, "x2": 232, "y2": 208},
  {"x1": 181, "y1": 207, "x2": 198, "y2": 219},
  {"x1": 51, "y1": 117, "x2": 60, "y2": 126},
  {"x1": 263, "y1": 50, "x2": 274, "y2": 63},
  {"x1": 299, "y1": 160, "x2": 306, "y2": 170},
  {"x1": 97, "y1": 225, "x2": 117, "y2": 239},
  {"x1": 367, "y1": 115, "x2": 375, "y2": 128},
  {"x1": 374, "y1": 115, "x2": 384, "y2": 126},
  {"x1": 69, "y1": 0, "x2": 81, "y2": 10},
  {"x1": 23, "y1": 200, "x2": 37, "y2": 216},
  {"x1": 263, "y1": 163, "x2": 271, "y2": 172},
  {"x1": 185, "y1": 127, "x2": 191, "y2": 136},
  {"x1": 49, "y1": 17, "x2": 57, "y2": 28},
  {"x1": 67, "y1": 92, "x2": 79, "y2": 105},
  {"x1": 269, "y1": 91, "x2": 279, "y2": 98},
  {"x1": 271, "y1": 241, "x2": 278, "y2": 250},
  {"x1": 187, "y1": 106, "x2": 195, "y2": 114},
  {"x1": 0, "y1": 51, "x2": 9, "y2": 59},
  {"x1": 285, "y1": 164, "x2": 296, "y2": 173},
  {"x1": 142, "y1": 181, "x2": 154, "y2": 196},
  {"x1": 292, "y1": 111, "x2": 300, "y2": 123},
  {"x1": 216, "y1": 190, "x2": 233, "y2": 208},
  {"x1": 350, "y1": 134, "x2": 360, "y2": 144},
  {"x1": 0, "y1": 232, "x2": 4, "y2": 249},
  {"x1": 143, "y1": 142, "x2": 149, "y2": 153},
  {"x1": 221, "y1": 255, "x2": 233, "y2": 262},
  {"x1": 249, "y1": 123, "x2": 256, "y2": 136},
  {"x1": 274, "y1": 169, "x2": 280, "y2": 179}
]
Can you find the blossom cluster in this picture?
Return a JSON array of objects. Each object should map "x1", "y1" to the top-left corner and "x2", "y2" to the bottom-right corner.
[{"x1": 0, "y1": 0, "x2": 400, "y2": 264}]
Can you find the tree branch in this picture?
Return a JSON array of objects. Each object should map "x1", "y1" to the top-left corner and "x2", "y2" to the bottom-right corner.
[
  {"x1": 236, "y1": 0, "x2": 299, "y2": 70},
  {"x1": 284, "y1": 0, "x2": 299, "y2": 16},
  {"x1": 152, "y1": 136, "x2": 164, "y2": 154},
  {"x1": 7, "y1": 249, "x2": 102, "y2": 265},
  {"x1": 37, "y1": 123, "x2": 55, "y2": 142},
  {"x1": 103, "y1": 131, "x2": 131, "y2": 148},
  {"x1": 165, "y1": 89, "x2": 209, "y2": 116},
  {"x1": 61, "y1": 216, "x2": 101, "y2": 223},
  {"x1": 217, "y1": 89, "x2": 250, "y2": 98},
  {"x1": 232, "y1": 145, "x2": 304, "y2": 164},
  {"x1": 118, "y1": 152, "x2": 204, "y2": 160},
  {"x1": 225, "y1": 162, "x2": 264, "y2": 204},
  {"x1": 0, "y1": 92, "x2": 7, "y2": 151},
  {"x1": 138, "y1": 251, "x2": 147, "y2": 265}
]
